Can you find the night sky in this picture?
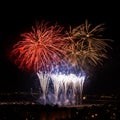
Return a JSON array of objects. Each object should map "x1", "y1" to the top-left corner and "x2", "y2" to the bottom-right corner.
[{"x1": 0, "y1": 1, "x2": 120, "y2": 95}]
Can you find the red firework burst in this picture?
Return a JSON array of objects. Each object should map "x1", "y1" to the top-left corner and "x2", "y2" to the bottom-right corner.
[{"x1": 9, "y1": 21, "x2": 67, "y2": 72}]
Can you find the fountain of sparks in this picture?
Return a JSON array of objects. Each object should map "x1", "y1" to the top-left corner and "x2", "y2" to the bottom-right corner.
[
  {"x1": 36, "y1": 67, "x2": 86, "y2": 106},
  {"x1": 36, "y1": 71, "x2": 50, "y2": 105}
]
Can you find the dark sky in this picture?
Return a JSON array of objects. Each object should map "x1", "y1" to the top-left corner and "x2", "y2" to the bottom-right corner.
[{"x1": 0, "y1": 1, "x2": 120, "y2": 95}]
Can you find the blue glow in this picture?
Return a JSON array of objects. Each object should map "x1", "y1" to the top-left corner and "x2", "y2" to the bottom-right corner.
[{"x1": 35, "y1": 65, "x2": 86, "y2": 106}]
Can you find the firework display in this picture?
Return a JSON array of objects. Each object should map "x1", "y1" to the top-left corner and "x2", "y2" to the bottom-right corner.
[{"x1": 9, "y1": 20, "x2": 112, "y2": 105}]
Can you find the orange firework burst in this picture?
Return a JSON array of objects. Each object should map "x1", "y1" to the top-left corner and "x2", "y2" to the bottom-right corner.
[
  {"x1": 65, "y1": 20, "x2": 112, "y2": 71},
  {"x1": 9, "y1": 21, "x2": 67, "y2": 72}
]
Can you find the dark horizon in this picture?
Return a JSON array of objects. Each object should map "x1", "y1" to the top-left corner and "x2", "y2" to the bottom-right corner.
[{"x1": 0, "y1": 1, "x2": 120, "y2": 95}]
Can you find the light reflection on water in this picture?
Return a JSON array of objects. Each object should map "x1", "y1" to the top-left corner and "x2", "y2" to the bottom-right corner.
[
  {"x1": 0, "y1": 94, "x2": 119, "y2": 120},
  {"x1": 0, "y1": 101, "x2": 118, "y2": 120}
]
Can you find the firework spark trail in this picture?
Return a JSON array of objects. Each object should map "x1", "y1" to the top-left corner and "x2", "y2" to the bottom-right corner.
[
  {"x1": 71, "y1": 74, "x2": 79, "y2": 96},
  {"x1": 62, "y1": 75, "x2": 69, "y2": 101},
  {"x1": 55, "y1": 73, "x2": 66, "y2": 92},
  {"x1": 61, "y1": 74, "x2": 76, "y2": 104},
  {"x1": 37, "y1": 71, "x2": 50, "y2": 100},
  {"x1": 78, "y1": 76, "x2": 85, "y2": 103},
  {"x1": 9, "y1": 21, "x2": 68, "y2": 72},
  {"x1": 66, "y1": 74, "x2": 77, "y2": 103},
  {"x1": 51, "y1": 73, "x2": 63, "y2": 104}
]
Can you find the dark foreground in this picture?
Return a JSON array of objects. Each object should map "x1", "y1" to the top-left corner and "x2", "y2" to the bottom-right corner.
[
  {"x1": 0, "y1": 101, "x2": 120, "y2": 120},
  {"x1": 0, "y1": 93, "x2": 120, "y2": 120}
]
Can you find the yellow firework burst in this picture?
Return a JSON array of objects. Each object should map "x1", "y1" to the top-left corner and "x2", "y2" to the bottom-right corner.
[{"x1": 65, "y1": 20, "x2": 112, "y2": 70}]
